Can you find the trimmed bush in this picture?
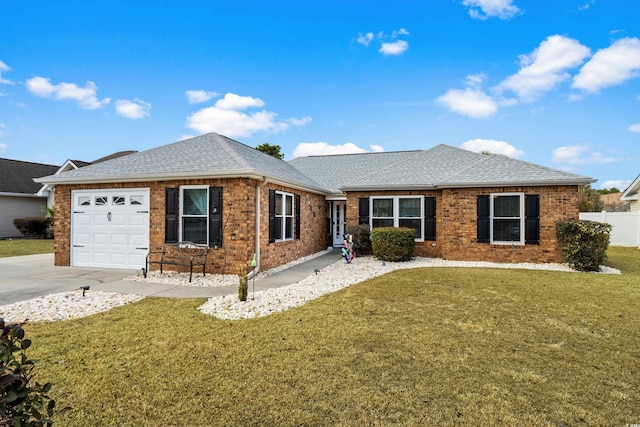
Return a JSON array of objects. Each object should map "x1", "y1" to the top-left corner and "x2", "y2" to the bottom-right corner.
[
  {"x1": 371, "y1": 227, "x2": 415, "y2": 262},
  {"x1": 1, "y1": 319, "x2": 59, "y2": 426},
  {"x1": 345, "y1": 224, "x2": 372, "y2": 256},
  {"x1": 12, "y1": 218, "x2": 53, "y2": 239},
  {"x1": 556, "y1": 219, "x2": 612, "y2": 272}
]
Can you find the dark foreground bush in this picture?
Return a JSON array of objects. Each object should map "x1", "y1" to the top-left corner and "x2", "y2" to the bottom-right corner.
[
  {"x1": 556, "y1": 219, "x2": 612, "y2": 272},
  {"x1": 12, "y1": 218, "x2": 53, "y2": 239},
  {"x1": 345, "y1": 224, "x2": 372, "y2": 256},
  {"x1": 1, "y1": 319, "x2": 61, "y2": 426},
  {"x1": 371, "y1": 227, "x2": 415, "y2": 262}
]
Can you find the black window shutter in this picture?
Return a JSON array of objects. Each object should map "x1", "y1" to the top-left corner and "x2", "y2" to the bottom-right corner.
[
  {"x1": 268, "y1": 190, "x2": 276, "y2": 243},
  {"x1": 295, "y1": 194, "x2": 301, "y2": 239},
  {"x1": 524, "y1": 194, "x2": 540, "y2": 244},
  {"x1": 424, "y1": 197, "x2": 436, "y2": 241},
  {"x1": 209, "y1": 187, "x2": 223, "y2": 247},
  {"x1": 358, "y1": 198, "x2": 370, "y2": 225},
  {"x1": 165, "y1": 188, "x2": 178, "y2": 243},
  {"x1": 477, "y1": 195, "x2": 490, "y2": 243}
]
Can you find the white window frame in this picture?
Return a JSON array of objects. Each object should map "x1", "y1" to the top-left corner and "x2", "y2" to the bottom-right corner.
[
  {"x1": 180, "y1": 185, "x2": 209, "y2": 244},
  {"x1": 490, "y1": 192, "x2": 524, "y2": 245},
  {"x1": 275, "y1": 190, "x2": 294, "y2": 242},
  {"x1": 370, "y1": 196, "x2": 424, "y2": 241}
]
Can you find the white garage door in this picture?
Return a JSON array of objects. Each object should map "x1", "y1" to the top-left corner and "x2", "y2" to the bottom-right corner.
[{"x1": 72, "y1": 189, "x2": 150, "y2": 269}]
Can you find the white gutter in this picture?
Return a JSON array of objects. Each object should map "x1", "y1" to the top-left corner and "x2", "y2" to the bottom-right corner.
[{"x1": 248, "y1": 176, "x2": 269, "y2": 279}]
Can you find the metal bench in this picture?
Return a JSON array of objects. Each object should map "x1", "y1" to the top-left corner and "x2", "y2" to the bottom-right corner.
[{"x1": 144, "y1": 241, "x2": 209, "y2": 282}]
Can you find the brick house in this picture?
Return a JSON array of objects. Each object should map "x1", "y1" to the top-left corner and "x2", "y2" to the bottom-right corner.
[{"x1": 35, "y1": 132, "x2": 594, "y2": 274}]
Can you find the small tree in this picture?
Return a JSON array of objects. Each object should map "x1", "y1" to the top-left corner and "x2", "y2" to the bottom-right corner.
[
  {"x1": 578, "y1": 185, "x2": 604, "y2": 212},
  {"x1": 255, "y1": 143, "x2": 284, "y2": 160}
]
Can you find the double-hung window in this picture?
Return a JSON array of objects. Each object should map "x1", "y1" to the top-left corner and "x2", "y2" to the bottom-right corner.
[
  {"x1": 490, "y1": 193, "x2": 524, "y2": 244},
  {"x1": 181, "y1": 186, "x2": 208, "y2": 244},
  {"x1": 274, "y1": 191, "x2": 294, "y2": 241},
  {"x1": 371, "y1": 196, "x2": 423, "y2": 239}
]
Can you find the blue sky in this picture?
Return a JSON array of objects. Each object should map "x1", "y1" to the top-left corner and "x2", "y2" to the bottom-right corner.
[{"x1": 1, "y1": 0, "x2": 639, "y2": 189}]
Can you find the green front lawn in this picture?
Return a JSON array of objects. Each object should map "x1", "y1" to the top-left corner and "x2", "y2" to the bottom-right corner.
[
  {"x1": 22, "y1": 247, "x2": 640, "y2": 426},
  {"x1": 0, "y1": 238, "x2": 53, "y2": 258}
]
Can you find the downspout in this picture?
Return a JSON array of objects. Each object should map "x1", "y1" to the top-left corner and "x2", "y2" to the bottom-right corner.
[{"x1": 248, "y1": 176, "x2": 268, "y2": 279}]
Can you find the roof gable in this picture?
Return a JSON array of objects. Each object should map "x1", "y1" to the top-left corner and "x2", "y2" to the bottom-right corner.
[
  {"x1": 0, "y1": 158, "x2": 59, "y2": 195},
  {"x1": 36, "y1": 133, "x2": 327, "y2": 192},
  {"x1": 620, "y1": 174, "x2": 640, "y2": 200}
]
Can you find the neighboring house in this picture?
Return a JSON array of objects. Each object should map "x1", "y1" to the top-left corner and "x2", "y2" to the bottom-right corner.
[
  {"x1": 38, "y1": 151, "x2": 137, "y2": 208},
  {"x1": 620, "y1": 175, "x2": 640, "y2": 212},
  {"x1": 0, "y1": 158, "x2": 58, "y2": 238},
  {"x1": 35, "y1": 132, "x2": 594, "y2": 273}
]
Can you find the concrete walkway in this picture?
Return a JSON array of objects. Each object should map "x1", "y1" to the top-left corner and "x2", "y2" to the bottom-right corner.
[{"x1": 0, "y1": 250, "x2": 343, "y2": 305}]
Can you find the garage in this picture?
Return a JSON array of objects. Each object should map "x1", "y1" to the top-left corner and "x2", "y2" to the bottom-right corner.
[{"x1": 71, "y1": 189, "x2": 149, "y2": 269}]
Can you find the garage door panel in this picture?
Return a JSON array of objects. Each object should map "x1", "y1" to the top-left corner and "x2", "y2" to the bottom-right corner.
[{"x1": 72, "y1": 189, "x2": 149, "y2": 270}]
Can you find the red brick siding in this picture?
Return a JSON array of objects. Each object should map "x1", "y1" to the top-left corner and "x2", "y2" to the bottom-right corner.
[
  {"x1": 258, "y1": 183, "x2": 328, "y2": 271},
  {"x1": 346, "y1": 186, "x2": 579, "y2": 263},
  {"x1": 53, "y1": 178, "x2": 328, "y2": 274}
]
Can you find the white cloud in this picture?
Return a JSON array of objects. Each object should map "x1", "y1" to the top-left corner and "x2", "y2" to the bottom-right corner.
[
  {"x1": 292, "y1": 142, "x2": 384, "y2": 158},
  {"x1": 600, "y1": 180, "x2": 631, "y2": 191},
  {"x1": 578, "y1": 0, "x2": 596, "y2": 11},
  {"x1": 379, "y1": 40, "x2": 409, "y2": 56},
  {"x1": 0, "y1": 142, "x2": 6, "y2": 154},
  {"x1": 497, "y1": 35, "x2": 591, "y2": 101},
  {"x1": 552, "y1": 144, "x2": 616, "y2": 165},
  {"x1": 185, "y1": 90, "x2": 219, "y2": 104},
  {"x1": 0, "y1": 61, "x2": 14, "y2": 85},
  {"x1": 628, "y1": 123, "x2": 640, "y2": 132},
  {"x1": 356, "y1": 32, "x2": 374, "y2": 46},
  {"x1": 286, "y1": 116, "x2": 312, "y2": 126},
  {"x1": 573, "y1": 37, "x2": 640, "y2": 93},
  {"x1": 186, "y1": 92, "x2": 310, "y2": 137},
  {"x1": 437, "y1": 87, "x2": 498, "y2": 118},
  {"x1": 356, "y1": 28, "x2": 410, "y2": 56},
  {"x1": 25, "y1": 76, "x2": 110, "y2": 109},
  {"x1": 462, "y1": 0, "x2": 521, "y2": 20},
  {"x1": 215, "y1": 93, "x2": 265, "y2": 110},
  {"x1": 115, "y1": 98, "x2": 151, "y2": 119},
  {"x1": 461, "y1": 139, "x2": 525, "y2": 158}
]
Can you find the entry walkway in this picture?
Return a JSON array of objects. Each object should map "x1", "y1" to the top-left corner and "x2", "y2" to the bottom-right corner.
[{"x1": 0, "y1": 250, "x2": 343, "y2": 304}]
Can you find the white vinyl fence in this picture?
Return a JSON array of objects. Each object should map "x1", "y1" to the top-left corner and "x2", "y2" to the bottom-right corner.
[{"x1": 579, "y1": 211, "x2": 640, "y2": 247}]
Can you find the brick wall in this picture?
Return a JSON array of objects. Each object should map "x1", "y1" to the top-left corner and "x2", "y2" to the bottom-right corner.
[
  {"x1": 258, "y1": 183, "x2": 328, "y2": 271},
  {"x1": 346, "y1": 185, "x2": 580, "y2": 264},
  {"x1": 345, "y1": 190, "x2": 443, "y2": 258},
  {"x1": 54, "y1": 178, "x2": 328, "y2": 274}
]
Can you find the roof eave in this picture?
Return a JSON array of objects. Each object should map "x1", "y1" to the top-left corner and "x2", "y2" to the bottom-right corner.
[
  {"x1": 437, "y1": 178, "x2": 596, "y2": 188},
  {"x1": 35, "y1": 170, "x2": 330, "y2": 195},
  {"x1": 0, "y1": 191, "x2": 46, "y2": 198}
]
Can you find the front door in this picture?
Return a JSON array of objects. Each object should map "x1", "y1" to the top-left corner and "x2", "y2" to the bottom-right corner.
[{"x1": 332, "y1": 201, "x2": 346, "y2": 247}]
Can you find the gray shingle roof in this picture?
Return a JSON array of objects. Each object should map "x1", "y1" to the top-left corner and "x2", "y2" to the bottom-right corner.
[
  {"x1": 289, "y1": 144, "x2": 594, "y2": 191},
  {"x1": 0, "y1": 158, "x2": 59, "y2": 194},
  {"x1": 36, "y1": 133, "x2": 327, "y2": 193},
  {"x1": 35, "y1": 134, "x2": 595, "y2": 193}
]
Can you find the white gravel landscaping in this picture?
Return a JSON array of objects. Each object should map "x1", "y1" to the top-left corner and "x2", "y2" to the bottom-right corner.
[
  {"x1": 0, "y1": 253, "x2": 620, "y2": 323},
  {"x1": 198, "y1": 256, "x2": 620, "y2": 321},
  {"x1": 0, "y1": 291, "x2": 144, "y2": 323}
]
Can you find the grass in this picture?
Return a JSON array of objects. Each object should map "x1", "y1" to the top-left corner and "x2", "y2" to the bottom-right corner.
[
  {"x1": 0, "y1": 238, "x2": 54, "y2": 258},
  {"x1": 19, "y1": 247, "x2": 640, "y2": 426}
]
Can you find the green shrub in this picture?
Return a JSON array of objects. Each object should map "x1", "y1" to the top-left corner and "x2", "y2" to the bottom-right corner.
[
  {"x1": 1, "y1": 319, "x2": 59, "y2": 426},
  {"x1": 371, "y1": 227, "x2": 415, "y2": 262},
  {"x1": 12, "y1": 218, "x2": 53, "y2": 239},
  {"x1": 345, "y1": 225, "x2": 372, "y2": 256},
  {"x1": 556, "y1": 219, "x2": 612, "y2": 272}
]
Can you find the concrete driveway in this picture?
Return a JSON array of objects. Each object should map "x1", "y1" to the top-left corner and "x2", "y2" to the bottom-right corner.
[
  {"x1": 0, "y1": 250, "x2": 342, "y2": 305},
  {"x1": 0, "y1": 254, "x2": 236, "y2": 305}
]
